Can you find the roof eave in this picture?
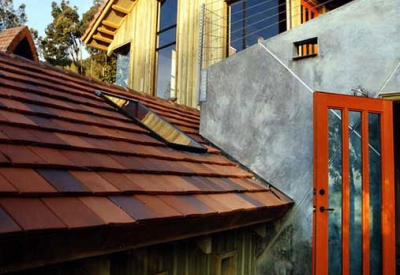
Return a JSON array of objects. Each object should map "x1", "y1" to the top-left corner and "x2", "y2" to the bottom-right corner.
[{"x1": 0, "y1": 203, "x2": 293, "y2": 274}]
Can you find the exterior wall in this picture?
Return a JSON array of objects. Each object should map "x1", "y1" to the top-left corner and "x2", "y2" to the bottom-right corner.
[
  {"x1": 106, "y1": 0, "x2": 227, "y2": 108},
  {"x1": 109, "y1": 0, "x2": 158, "y2": 95},
  {"x1": 14, "y1": 227, "x2": 262, "y2": 275},
  {"x1": 177, "y1": 0, "x2": 227, "y2": 107},
  {"x1": 200, "y1": 0, "x2": 400, "y2": 274}
]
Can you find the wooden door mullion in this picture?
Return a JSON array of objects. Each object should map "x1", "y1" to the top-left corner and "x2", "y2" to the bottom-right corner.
[
  {"x1": 361, "y1": 110, "x2": 370, "y2": 275},
  {"x1": 381, "y1": 102, "x2": 395, "y2": 275}
]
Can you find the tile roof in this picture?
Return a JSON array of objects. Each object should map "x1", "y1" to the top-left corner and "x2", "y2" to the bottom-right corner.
[
  {"x1": 0, "y1": 51, "x2": 293, "y2": 272},
  {"x1": 0, "y1": 26, "x2": 39, "y2": 62}
]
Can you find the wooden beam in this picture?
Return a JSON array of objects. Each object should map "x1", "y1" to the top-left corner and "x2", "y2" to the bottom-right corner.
[
  {"x1": 89, "y1": 42, "x2": 108, "y2": 51},
  {"x1": 112, "y1": 4, "x2": 129, "y2": 14},
  {"x1": 251, "y1": 224, "x2": 266, "y2": 238},
  {"x1": 101, "y1": 20, "x2": 120, "y2": 29},
  {"x1": 195, "y1": 235, "x2": 212, "y2": 254},
  {"x1": 98, "y1": 27, "x2": 116, "y2": 36},
  {"x1": 93, "y1": 35, "x2": 113, "y2": 44}
]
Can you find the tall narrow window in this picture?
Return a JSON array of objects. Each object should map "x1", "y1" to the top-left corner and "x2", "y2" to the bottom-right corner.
[
  {"x1": 228, "y1": 0, "x2": 285, "y2": 53},
  {"x1": 156, "y1": 0, "x2": 177, "y2": 99},
  {"x1": 115, "y1": 44, "x2": 131, "y2": 88}
]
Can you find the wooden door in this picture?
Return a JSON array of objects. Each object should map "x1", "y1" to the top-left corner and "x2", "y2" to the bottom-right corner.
[{"x1": 313, "y1": 92, "x2": 395, "y2": 275}]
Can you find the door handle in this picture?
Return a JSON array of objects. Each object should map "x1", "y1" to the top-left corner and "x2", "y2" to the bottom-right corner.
[{"x1": 319, "y1": 206, "x2": 334, "y2": 212}]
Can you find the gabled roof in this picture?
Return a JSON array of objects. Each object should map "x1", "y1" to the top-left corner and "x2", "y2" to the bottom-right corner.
[
  {"x1": 82, "y1": 0, "x2": 134, "y2": 50},
  {"x1": 0, "y1": 26, "x2": 39, "y2": 62},
  {"x1": 0, "y1": 51, "x2": 292, "y2": 273}
]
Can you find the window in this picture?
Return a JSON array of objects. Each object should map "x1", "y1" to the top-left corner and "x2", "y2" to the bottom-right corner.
[
  {"x1": 228, "y1": 0, "x2": 286, "y2": 53},
  {"x1": 293, "y1": 37, "x2": 318, "y2": 59},
  {"x1": 156, "y1": 0, "x2": 177, "y2": 99},
  {"x1": 96, "y1": 90, "x2": 207, "y2": 153},
  {"x1": 115, "y1": 44, "x2": 131, "y2": 88}
]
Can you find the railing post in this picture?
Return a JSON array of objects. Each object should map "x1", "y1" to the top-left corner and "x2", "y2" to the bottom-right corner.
[{"x1": 197, "y1": 3, "x2": 206, "y2": 105}]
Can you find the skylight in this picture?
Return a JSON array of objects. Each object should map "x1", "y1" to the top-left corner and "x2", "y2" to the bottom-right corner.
[{"x1": 96, "y1": 90, "x2": 207, "y2": 153}]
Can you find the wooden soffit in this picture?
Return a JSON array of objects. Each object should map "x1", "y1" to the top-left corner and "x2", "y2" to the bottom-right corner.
[{"x1": 81, "y1": 0, "x2": 136, "y2": 51}]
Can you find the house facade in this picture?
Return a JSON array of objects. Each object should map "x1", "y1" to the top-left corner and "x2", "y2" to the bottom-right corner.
[
  {"x1": 200, "y1": 0, "x2": 399, "y2": 273},
  {"x1": 0, "y1": 27, "x2": 293, "y2": 275},
  {"x1": 82, "y1": 0, "x2": 351, "y2": 108}
]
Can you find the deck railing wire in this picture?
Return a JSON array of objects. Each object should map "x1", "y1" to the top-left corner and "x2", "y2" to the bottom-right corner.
[{"x1": 199, "y1": 0, "x2": 334, "y2": 68}]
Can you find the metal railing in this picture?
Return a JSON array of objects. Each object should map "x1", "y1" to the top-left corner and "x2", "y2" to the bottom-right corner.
[{"x1": 198, "y1": 0, "x2": 337, "y2": 70}]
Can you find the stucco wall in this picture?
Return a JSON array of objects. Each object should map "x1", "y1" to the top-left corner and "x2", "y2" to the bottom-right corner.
[{"x1": 200, "y1": 0, "x2": 400, "y2": 274}]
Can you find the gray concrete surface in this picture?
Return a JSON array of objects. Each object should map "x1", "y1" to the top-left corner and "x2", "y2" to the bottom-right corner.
[{"x1": 200, "y1": 0, "x2": 400, "y2": 273}]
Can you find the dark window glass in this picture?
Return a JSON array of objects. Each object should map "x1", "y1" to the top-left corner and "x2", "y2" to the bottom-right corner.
[
  {"x1": 115, "y1": 44, "x2": 130, "y2": 88},
  {"x1": 229, "y1": 0, "x2": 284, "y2": 52},
  {"x1": 156, "y1": 0, "x2": 177, "y2": 99},
  {"x1": 96, "y1": 90, "x2": 207, "y2": 153},
  {"x1": 160, "y1": 0, "x2": 177, "y2": 30}
]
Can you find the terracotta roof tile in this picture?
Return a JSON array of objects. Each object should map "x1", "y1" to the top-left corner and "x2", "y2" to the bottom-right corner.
[
  {"x1": 0, "y1": 144, "x2": 45, "y2": 165},
  {"x1": 97, "y1": 172, "x2": 144, "y2": 192},
  {"x1": 37, "y1": 169, "x2": 89, "y2": 193},
  {"x1": 0, "y1": 173, "x2": 18, "y2": 194},
  {"x1": 0, "y1": 198, "x2": 66, "y2": 230},
  {"x1": 0, "y1": 168, "x2": 57, "y2": 194},
  {"x1": 0, "y1": 50, "x2": 293, "y2": 271},
  {"x1": 109, "y1": 196, "x2": 158, "y2": 221},
  {"x1": 158, "y1": 195, "x2": 215, "y2": 217},
  {"x1": 79, "y1": 197, "x2": 135, "y2": 224},
  {"x1": 134, "y1": 195, "x2": 183, "y2": 219},
  {"x1": 69, "y1": 171, "x2": 119, "y2": 193},
  {"x1": 42, "y1": 197, "x2": 104, "y2": 229},
  {"x1": 28, "y1": 147, "x2": 75, "y2": 167},
  {"x1": 0, "y1": 206, "x2": 22, "y2": 233}
]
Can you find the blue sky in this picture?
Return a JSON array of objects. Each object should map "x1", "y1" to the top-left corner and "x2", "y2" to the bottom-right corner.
[{"x1": 13, "y1": 0, "x2": 93, "y2": 37}]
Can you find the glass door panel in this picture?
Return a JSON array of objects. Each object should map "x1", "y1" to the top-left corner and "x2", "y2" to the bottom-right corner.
[
  {"x1": 328, "y1": 109, "x2": 342, "y2": 275},
  {"x1": 348, "y1": 111, "x2": 362, "y2": 275},
  {"x1": 313, "y1": 92, "x2": 395, "y2": 275},
  {"x1": 368, "y1": 113, "x2": 382, "y2": 275}
]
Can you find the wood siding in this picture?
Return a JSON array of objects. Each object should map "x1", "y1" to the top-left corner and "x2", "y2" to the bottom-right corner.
[
  {"x1": 15, "y1": 227, "x2": 261, "y2": 275},
  {"x1": 106, "y1": 0, "x2": 227, "y2": 108},
  {"x1": 177, "y1": 0, "x2": 227, "y2": 108},
  {"x1": 109, "y1": 0, "x2": 158, "y2": 96}
]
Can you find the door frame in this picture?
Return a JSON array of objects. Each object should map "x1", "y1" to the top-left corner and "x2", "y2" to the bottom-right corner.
[{"x1": 313, "y1": 92, "x2": 396, "y2": 275}]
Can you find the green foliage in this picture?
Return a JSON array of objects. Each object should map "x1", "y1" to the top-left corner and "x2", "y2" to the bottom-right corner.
[
  {"x1": 0, "y1": 0, "x2": 27, "y2": 31},
  {"x1": 40, "y1": 0, "x2": 84, "y2": 74},
  {"x1": 38, "y1": 0, "x2": 116, "y2": 82},
  {"x1": 80, "y1": 0, "x2": 116, "y2": 83}
]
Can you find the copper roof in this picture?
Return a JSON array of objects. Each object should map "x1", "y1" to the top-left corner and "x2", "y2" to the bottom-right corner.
[{"x1": 0, "y1": 51, "x2": 293, "y2": 273}]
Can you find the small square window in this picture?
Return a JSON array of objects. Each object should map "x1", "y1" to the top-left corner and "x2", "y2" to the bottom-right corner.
[{"x1": 293, "y1": 37, "x2": 318, "y2": 60}]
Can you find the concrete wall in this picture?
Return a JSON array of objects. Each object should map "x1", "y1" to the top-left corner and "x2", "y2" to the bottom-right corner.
[{"x1": 200, "y1": 0, "x2": 400, "y2": 274}]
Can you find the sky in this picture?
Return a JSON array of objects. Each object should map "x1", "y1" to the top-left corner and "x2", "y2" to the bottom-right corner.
[{"x1": 13, "y1": 0, "x2": 93, "y2": 37}]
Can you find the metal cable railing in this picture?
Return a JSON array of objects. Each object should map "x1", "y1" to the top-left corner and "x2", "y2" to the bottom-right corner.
[{"x1": 200, "y1": 0, "x2": 334, "y2": 67}]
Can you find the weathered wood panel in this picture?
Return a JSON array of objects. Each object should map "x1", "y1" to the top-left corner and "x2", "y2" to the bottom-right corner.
[
  {"x1": 109, "y1": 0, "x2": 158, "y2": 96},
  {"x1": 176, "y1": 0, "x2": 227, "y2": 107}
]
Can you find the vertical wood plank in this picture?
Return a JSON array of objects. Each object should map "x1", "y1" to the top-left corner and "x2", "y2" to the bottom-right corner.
[{"x1": 342, "y1": 108, "x2": 350, "y2": 275}]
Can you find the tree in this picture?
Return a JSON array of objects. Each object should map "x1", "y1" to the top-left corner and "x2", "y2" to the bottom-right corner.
[
  {"x1": 0, "y1": 0, "x2": 27, "y2": 31},
  {"x1": 40, "y1": 1, "x2": 84, "y2": 74}
]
